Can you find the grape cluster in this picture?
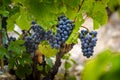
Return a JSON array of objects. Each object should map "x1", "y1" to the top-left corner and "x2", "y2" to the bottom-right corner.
[
  {"x1": 24, "y1": 21, "x2": 45, "y2": 53},
  {"x1": 25, "y1": 15, "x2": 75, "y2": 53},
  {"x1": 9, "y1": 36, "x2": 16, "y2": 42},
  {"x1": 80, "y1": 30, "x2": 97, "y2": 58},
  {"x1": 48, "y1": 15, "x2": 75, "y2": 48}
]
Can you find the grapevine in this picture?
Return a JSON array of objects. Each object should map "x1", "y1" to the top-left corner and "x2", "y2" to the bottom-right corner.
[
  {"x1": 0, "y1": 14, "x2": 98, "y2": 80},
  {"x1": 0, "y1": 0, "x2": 116, "y2": 79}
]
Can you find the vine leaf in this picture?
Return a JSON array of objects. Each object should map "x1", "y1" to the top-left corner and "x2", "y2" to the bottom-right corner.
[
  {"x1": 82, "y1": 50, "x2": 114, "y2": 80},
  {"x1": 38, "y1": 44, "x2": 58, "y2": 57},
  {"x1": 46, "y1": 57, "x2": 54, "y2": 68},
  {"x1": 92, "y1": 2, "x2": 108, "y2": 29},
  {"x1": 108, "y1": 0, "x2": 120, "y2": 12},
  {"x1": 8, "y1": 40, "x2": 25, "y2": 54},
  {"x1": 7, "y1": 12, "x2": 20, "y2": 31},
  {"x1": 8, "y1": 57, "x2": 16, "y2": 69},
  {"x1": 15, "y1": 64, "x2": 32, "y2": 78},
  {"x1": 66, "y1": 14, "x2": 84, "y2": 44},
  {"x1": 64, "y1": 61, "x2": 72, "y2": 70},
  {"x1": 93, "y1": 20, "x2": 100, "y2": 29},
  {"x1": 16, "y1": 10, "x2": 30, "y2": 30},
  {"x1": 0, "y1": 46, "x2": 8, "y2": 59},
  {"x1": 80, "y1": 0, "x2": 109, "y2": 29}
]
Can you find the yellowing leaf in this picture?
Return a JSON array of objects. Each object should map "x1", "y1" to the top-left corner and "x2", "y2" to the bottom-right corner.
[{"x1": 38, "y1": 44, "x2": 58, "y2": 57}]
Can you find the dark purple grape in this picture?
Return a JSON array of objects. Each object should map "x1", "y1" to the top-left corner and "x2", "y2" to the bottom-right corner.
[
  {"x1": 80, "y1": 30, "x2": 97, "y2": 58},
  {"x1": 25, "y1": 21, "x2": 46, "y2": 53},
  {"x1": 31, "y1": 20, "x2": 36, "y2": 25},
  {"x1": 9, "y1": 36, "x2": 16, "y2": 42}
]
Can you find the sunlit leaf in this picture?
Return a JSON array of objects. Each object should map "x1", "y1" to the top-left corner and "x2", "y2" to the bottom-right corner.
[{"x1": 38, "y1": 43, "x2": 58, "y2": 57}]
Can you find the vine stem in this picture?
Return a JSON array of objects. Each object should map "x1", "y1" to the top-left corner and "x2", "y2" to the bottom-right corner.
[
  {"x1": 1, "y1": 17, "x2": 9, "y2": 42},
  {"x1": 42, "y1": 44, "x2": 73, "y2": 80},
  {"x1": 74, "y1": 0, "x2": 85, "y2": 22},
  {"x1": 0, "y1": 16, "x2": 9, "y2": 71},
  {"x1": 0, "y1": 30, "x2": 3, "y2": 70},
  {"x1": 42, "y1": 50, "x2": 63, "y2": 80},
  {"x1": 81, "y1": 26, "x2": 89, "y2": 32}
]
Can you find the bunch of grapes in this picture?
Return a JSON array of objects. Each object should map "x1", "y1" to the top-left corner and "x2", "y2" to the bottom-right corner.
[
  {"x1": 48, "y1": 15, "x2": 75, "y2": 48},
  {"x1": 24, "y1": 21, "x2": 45, "y2": 53},
  {"x1": 9, "y1": 36, "x2": 16, "y2": 42},
  {"x1": 3, "y1": 36, "x2": 16, "y2": 48},
  {"x1": 25, "y1": 15, "x2": 75, "y2": 52},
  {"x1": 80, "y1": 29, "x2": 97, "y2": 58}
]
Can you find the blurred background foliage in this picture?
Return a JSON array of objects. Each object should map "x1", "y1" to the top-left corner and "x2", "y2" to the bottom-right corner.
[{"x1": 82, "y1": 50, "x2": 120, "y2": 80}]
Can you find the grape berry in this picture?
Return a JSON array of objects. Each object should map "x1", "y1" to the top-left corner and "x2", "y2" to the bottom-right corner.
[
  {"x1": 9, "y1": 36, "x2": 16, "y2": 42},
  {"x1": 80, "y1": 30, "x2": 97, "y2": 58}
]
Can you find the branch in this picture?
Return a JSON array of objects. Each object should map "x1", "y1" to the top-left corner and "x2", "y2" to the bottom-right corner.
[
  {"x1": 74, "y1": 0, "x2": 85, "y2": 22},
  {"x1": 21, "y1": 27, "x2": 32, "y2": 39},
  {"x1": 77, "y1": 0, "x2": 84, "y2": 13},
  {"x1": 42, "y1": 44, "x2": 73, "y2": 80},
  {"x1": 81, "y1": 26, "x2": 89, "y2": 32},
  {"x1": 0, "y1": 30, "x2": 2, "y2": 46},
  {"x1": 106, "y1": 7, "x2": 112, "y2": 18},
  {"x1": 1, "y1": 17, "x2": 9, "y2": 42},
  {"x1": 2, "y1": 17, "x2": 7, "y2": 30},
  {"x1": 42, "y1": 51, "x2": 63, "y2": 80}
]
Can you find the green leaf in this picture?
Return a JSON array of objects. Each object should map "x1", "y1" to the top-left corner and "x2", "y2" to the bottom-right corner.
[
  {"x1": 93, "y1": 20, "x2": 100, "y2": 29},
  {"x1": 16, "y1": 9, "x2": 30, "y2": 30},
  {"x1": 45, "y1": 64, "x2": 51, "y2": 73},
  {"x1": 65, "y1": 61, "x2": 72, "y2": 70},
  {"x1": 18, "y1": 57, "x2": 24, "y2": 66},
  {"x1": 2, "y1": 0, "x2": 11, "y2": 7},
  {"x1": 7, "y1": 12, "x2": 20, "y2": 31},
  {"x1": 108, "y1": 0, "x2": 120, "y2": 12},
  {"x1": 0, "y1": 17, "x2": 2, "y2": 29},
  {"x1": 0, "y1": 46, "x2": 7, "y2": 59},
  {"x1": 11, "y1": 0, "x2": 82, "y2": 30},
  {"x1": 2, "y1": 11, "x2": 9, "y2": 17},
  {"x1": 70, "y1": 59, "x2": 77, "y2": 64},
  {"x1": 9, "y1": 6, "x2": 20, "y2": 17},
  {"x1": 82, "y1": 50, "x2": 113, "y2": 80},
  {"x1": 37, "y1": 65, "x2": 43, "y2": 71},
  {"x1": 8, "y1": 40, "x2": 25, "y2": 54},
  {"x1": 92, "y1": 10, "x2": 108, "y2": 29},
  {"x1": 8, "y1": 57, "x2": 16, "y2": 69},
  {"x1": 80, "y1": 0, "x2": 108, "y2": 29},
  {"x1": 62, "y1": 53, "x2": 71, "y2": 60},
  {"x1": 22, "y1": 54, "x2": 32, "y2": 64},
  {"x1": 80, "y1": 0, "x2": 94, "y2": 16},
  {"x1": 46, "y1": 57, "x2": 53, "y2": 68},
  {"x1": 66, "y1": 14, "x2": 84, "y2": 44},
  {"x1": 68, "y1": 75, "x2": 76, "y2": 80},
  {"x1": 91, "y1": 1, "x2": 108, "y2": 28},
  {"x1": 0, "y1": 9, "x2": 9, "y2": 17},
  {"x1": 15, "y1": 64, "x2": 32, "y2": 78},
  {"x1": 38, "y1": 43, "x2": 58, "y2": 57}
]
